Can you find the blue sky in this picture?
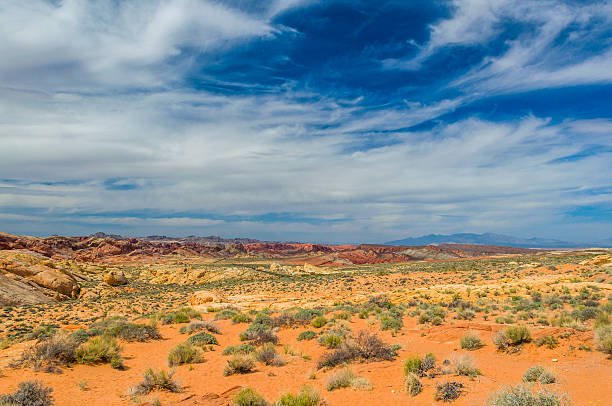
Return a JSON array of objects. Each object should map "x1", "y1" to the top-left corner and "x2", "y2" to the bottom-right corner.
[{"x1": 0, "y1": 0, "x2": 611, "y2": 243}]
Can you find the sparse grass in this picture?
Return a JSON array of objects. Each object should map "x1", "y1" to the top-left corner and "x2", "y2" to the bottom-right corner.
[
  {"x1": 460, "y1": 332, "x2": 484, "y2": 350},
  {"x1": 326, "y1": 368, "x2": 355, "y2": 391},
  {"x1": 18, "y1": 331, "x2": 79, "y2": 372},
  {"x1": 523, "y1": 366, "x2": 556, "y2": 384},
  {"x1": 233, "y1": 388, "x2": 268, "y2": 406},
  {"x1": 595, "y1": 325, "x2": 612, "y2": 356},
  {"x1": 223, "y1": 355, "x2": 255, "y2": 376},
  {"x1": 75, "y1": 336, "x2": 123, "y2": 369},
  {"x1": 276, "y1": 386, "x2": 322, "y2": 406},
  {"x1": 535, "y1": 336, "x2": 559, "y2": 349},
  {"x1": 1, "y1": 380, "x2": 54, "y2": 406},
  {"x1": 129, "y1": 368, "x2": 181, "y2": 395},
  {"x1": 405, "y1": 373, "x2": 422, "y2": 397},
  {"x1": 453, "y1": 354, "x2": 481, "y2": 378},
  {"x1": 486, "y1": 385, "x2": 569, "y2": 406},
  {"x1": 167, "y1": 342, "x2": 201, "y2": 367}
]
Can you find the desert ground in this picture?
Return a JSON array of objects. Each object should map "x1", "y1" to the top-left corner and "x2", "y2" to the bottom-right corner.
[{"x1": 1, "y1": 233, "x2": 612, "y2": 405}]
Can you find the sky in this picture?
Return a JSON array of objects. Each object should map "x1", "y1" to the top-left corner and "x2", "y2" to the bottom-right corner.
[{"x1": 0, "y1": 0, "x2": 611, "y2": 244}]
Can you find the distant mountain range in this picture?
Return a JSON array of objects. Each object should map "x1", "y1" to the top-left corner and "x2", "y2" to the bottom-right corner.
[{"x1": 385, "y1": 232, "x2": 612, "y2": 248}]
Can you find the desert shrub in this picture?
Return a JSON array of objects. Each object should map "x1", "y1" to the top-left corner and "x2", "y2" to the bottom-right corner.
[
  {"x1": 232, "y1": 313, "x2": 253, "y2": 324},
  {"x1": 160, "y1": 308, "x2": 201, "y2": 325},
  {"x1": 456, "y1": 308, "x2": 476, "y2": 320},
  {"x1": 294, "y1": 309, "x2": 324, "y2": 324},
  {"x1": 167, "y1": 343, "x2": 201, "y2": 367},
  {"x1": 240, "y1": 325, "x2": 279, "y2": 345},
  {"x1": 130, "y1": 368, "x2": 181, "y2": 395},
  {"x1": 233, "y1": 388, "x2": 268, "y2": 406},
  {"x1": 276, "y1": 386, "x2": 321, "y2": 406},
  {"x1": 405, "y1": 373, "x2": 422, "y2": 396},
  {"x1": 595, "y1": 325, "x2": 612, "y2": 356},
  {"x1": 27, "y1": 325, "x2": 57, "y2": 341},
  {"x1": 535, "y1": 336, "x2": 559, "y2": 349},
  {"x1": 19, "y1": 332, "x2": 78, "y2": 372},
  {"x1": 403, "y1": 356, "x2": 421, "y2": 375},
  {"x1": 317, "y1": 345, "x2": 356, "y2": 369},
  {"x1": 380, "y1": 315, "x2": 403, "y2": 331},
  {"x1": 494, "y1": 326, "x2": 531, "y2": 350},
  {"x1": 349, "y1": 376, "x2": 373, "y2": 391},
  {"x1": 435, "y1": 382, "x2": 464, "y2": 402},
  {"x1": 223, "y1": 355, "x2": 255, "y2": 376},
  {"x1": 486, "y1": 385, "x2": 569, "y2": 406},
  {"x1": 271, "y1": 312, "x2": 296, "y2": 328},
  {"x1": 311, "y1": 316, "x2": 327, "y2": 328},
  {"x1": 215, "y1": 309, "x2": 238, "y2": 320},
  {"x1": 571, "y1": 306, "x2": 599, "y2": 321},
  {"x1": 187, "y1": 332, "x2": 218, "y2": 346},
  {"x1": 317, "y1": 330, "x2": 395, "y2": 369},
  {"x1": 223, "y1": 344, "x2": 256, "y2": 355},
  {"x1": 453, "y1": 354, "x2": 481, "y2": 378},
  {"x1": 254, "y1": 343, "x2": 286, "y2": 366},
  {"x1": 88, "y1": 318, "x2": 161, "y2": 342},
  {"x1": 460, "y1": 332, "x2": 483, "y2": 350},
  {"x1": 522, "y1": 366, "x2": 556, "y2": 384},
  {"x1": 297, "y1": 331, "x2": 317, "y2": 341},
  {"x1": 75, "y1": 336, "x2": 122, "y2": 368},
  {"x1": 0, "y1": 380, "x2": 54, "y2": 406},
  {"x1": 326, "y1": 368, "x2": 355, "y2": 391},
  {"x1": 179, "y1": 320, "x2": 220, "y2": 335},
  {"x1": 335, "y1": 311, "x2": 351, "y2": 321},
  {"x1": 319, "y1": 333, "x2": 343, "y2": 349}
]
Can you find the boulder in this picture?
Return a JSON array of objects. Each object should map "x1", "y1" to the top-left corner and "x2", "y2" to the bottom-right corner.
[{"x1": 104, "y1": 270, "x2": 128, "y2": 286}]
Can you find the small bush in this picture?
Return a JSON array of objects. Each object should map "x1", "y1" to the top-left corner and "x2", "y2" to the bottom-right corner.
[
  {"x1": 380, "y1": 315, "x2": 402, "y2": 331},
  {"x1": 239, "y1": 325, "x2": 279, "y2": 345},
  {"x1": 233, "y1": 388, "x2": 268, "y2": 406},
  {"x1": 403, "y1": 356, "x2": 421, "y2": 376},
  {"x1": 506, "y1": 326, "x2": 531, "y2": 345},
  {"x1": 460, "y1": 332, "x2": 484, "y2": 350},
  {"x1": 535, "y1": 336, "x2": 559, "y2": 349},
  {"x1": 297, "y1": 331, "x2": 317, "y2": 341},
  {"x1": 19, "y1": 332, "x2": 79, "y2": 372},
  {"x1": 311, "y1": 317, "x2": 327, "y2": 328},
  {"x1": 453, "y1": 354, "x2": 481, "y2": 378},
  {"x1": 232, "y1": 313, "x2": 253, "y2": 324},
  {"x1": 179, "y1": 320, "x2": 220, "y2": 335},
  {"x1": 276, "y1": 386, "x2": 321, "y2": 406},
  {"x1": 523, "y1": 366, "x2": 556, "y2": 384},
  {"x1": 187, "y1": 332, "x2": 218, "y2": 347},
  {"x1": 254, "y1": 343, "x2": 286, "y2": 366},
  {"x1": 167, "y1": 343, "x2": 201, "y2": 367},
  {"x1": 75, "y1": 336, "x2": 123, "y2": 369},
  {"x1": 405, "y1": 373, "x2": 422, "y2": 397},
  {"x1": 222, "y1": 344, "x2": 256, "y2": 355},
  {"x1": 160, "y1": 308, "x2": 201, "y2": 325},
  {"x1": 326, "y1": 368, "x2": 355, "y2": 391},
  {"x1": 107, "y1": 323, "x2": 161, "y2": 342},
  {"x1": 319, "y1": 333, "x2": 343, "y2": 349},
  {"x1": 130, "y1": 368, "x2": 181, "y2": 395},
  {"x1": 595, "y1": 325, "x2": 612, "y2": 356},
  {"x1": 0, "y1": 380, "x2": 54, "y2": 406},
  {"x1": 486, "y1": 385, "x2": 569, "y2": 406},
  {"x1": 27, "y1": 326, "x2": 57, "y2": 341},
  {"x1": 223, "y1": 355, "x2": 255, "y2": 376},
  {"x1": 215, "y1": 309, "x2": 238, "y2": 320},
  {"x1": 435, "y1": 382, "x2": 464, "y2": 402}
]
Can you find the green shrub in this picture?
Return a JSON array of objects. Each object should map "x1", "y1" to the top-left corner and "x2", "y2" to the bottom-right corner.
[
  {"x1": 75, "y1": 336, "x2": 123, "y2": 369},
  {"x1": 405, "y1": 373, "x2": 422, "y2": 397},
  {"x1": 233, "y1": 388, "x2": 268, "y2": 406},
  {"x1": 596, "y1": 325, "x2": 612, "y2": 355},
  {"x1": 254, "y1": 343, "x2": 286, "y2": 366},
  {"x1": 326, "y1": 368, "x2": 355, "y2": 391},
  {"x1": 319, "y1": 333, "x2": 342, "y2": 349},
  {"x1": 460, "y1": 332, "x2": 483, "y2": 350},
  {"x1": 297, "y1": 331, "x2": 317, "y2": 341},
  {"x1": 215, "y1": 309, "x2": 238, "y2": 320},
  {"x1": 486, "y1": 385, "x2": 569, "y2": 406},
  {"x1": 222, "y1": 344, "x2": 256, "y2": 356},
  {"x1": 0, "y1": 380, "x2": 54, "y2": 406},
  {"x1": 161, "y1": 308, "x2": 201, "y2": 325},
  {"x1": 223, "y1": 355, "x2": 255, "y2": 376},
  {"x1": 27, "y1": 325, "x2": 57, "y2": 341},
  {"x1": 523, "y1": 366, "x2": 556, "y2": 384},
  {"x1": 276, "y1": 386, "x2": 321, "y2": 406},
  {"x1": 232, "y1": 313, "x2": 253, "y2": 324},
  {"x1": 179, "y1": 320, "x2": 220, "y2": 335},
  {"x1": 311, "y1": 317, "x2": 327, "y2": 329},
  {"x1": 187, "y1": 332, "x2": 218, "y2": 347},
  {"x1": 380, "y1": 315, "x2": 402, "y2": 331},
  {"x1": 403, "y1": 356, "x2": 422, "y2": 375},
  {"x1": 130, "y1": 368, "x2": 181, "y2": 395},
  {"x1": 535, "y1": 336, "x2": 559, "y2": 349},
  {"x1": 506, "y1": 326, "x2": 531, "y2": 344},
  {"x1": 167, "y1": 343, "x2": 201, "y2": 367}
]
